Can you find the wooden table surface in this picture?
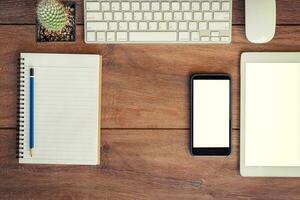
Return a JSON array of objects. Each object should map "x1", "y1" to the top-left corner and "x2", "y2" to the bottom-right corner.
[{"x1": 1, "y1": 0, "x2": 300, "y2": 199}]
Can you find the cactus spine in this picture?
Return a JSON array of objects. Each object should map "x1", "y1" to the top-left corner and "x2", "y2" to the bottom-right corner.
[{"x1": 37, "y1": 0, "x2": 67, "y2": 31}]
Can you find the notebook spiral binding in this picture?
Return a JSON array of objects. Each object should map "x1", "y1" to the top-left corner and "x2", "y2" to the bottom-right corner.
[{"x1": 17, "y1": 57, "x2": 25, "y2": 158}]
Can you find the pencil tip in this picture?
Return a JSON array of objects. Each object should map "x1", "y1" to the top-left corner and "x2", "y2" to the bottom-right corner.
[{"x1": 30, "y1": 68, "x2": 34, "y2": 76}]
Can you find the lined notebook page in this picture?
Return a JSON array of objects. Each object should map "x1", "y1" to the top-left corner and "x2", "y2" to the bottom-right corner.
[{"x1": 19, "y1": 53, "x2": 101, "y2": 165}]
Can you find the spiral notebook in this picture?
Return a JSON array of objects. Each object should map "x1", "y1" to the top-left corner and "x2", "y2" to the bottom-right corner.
[{"x1": 17, "y1": 53, "x2": 101, "y2": 165}]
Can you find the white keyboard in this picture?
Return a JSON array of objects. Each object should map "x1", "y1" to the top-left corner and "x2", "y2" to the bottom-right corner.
[{"x1": 84, "y1": 0, "x2": 232, "y2": 44}]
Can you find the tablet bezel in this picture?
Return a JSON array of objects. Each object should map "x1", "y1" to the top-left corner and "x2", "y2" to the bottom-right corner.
[{"x1": 240, "y1": 52, "x2": 300, "y2": 177}]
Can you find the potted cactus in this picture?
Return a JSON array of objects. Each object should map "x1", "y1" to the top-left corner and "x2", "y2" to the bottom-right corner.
[{"x1": 36, "y1": 0, "x2": 76, "y2": 42}]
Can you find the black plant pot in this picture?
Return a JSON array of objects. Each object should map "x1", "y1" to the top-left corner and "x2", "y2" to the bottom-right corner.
[{"x1": 36, "y1": 1, "x2": 76, "y2": 42}]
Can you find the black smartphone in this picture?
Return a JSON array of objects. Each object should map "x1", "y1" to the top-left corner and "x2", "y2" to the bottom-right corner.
[{"x1": 190, "y1": 74, "x2": 231, "y2": 156}]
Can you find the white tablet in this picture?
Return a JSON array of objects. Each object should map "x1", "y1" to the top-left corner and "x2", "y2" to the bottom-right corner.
[{"x1": 240, "y1": 52, "x2": 300, "y2": 177}]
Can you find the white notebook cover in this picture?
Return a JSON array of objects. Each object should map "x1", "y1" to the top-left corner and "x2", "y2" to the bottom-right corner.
[{"x1": 18, "y1": 53, "x2": 101, "y2": 165}]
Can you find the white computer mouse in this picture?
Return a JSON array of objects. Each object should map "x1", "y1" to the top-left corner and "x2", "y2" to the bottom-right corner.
[{"x1": 245, "y1": 0, "x2": 276, "y2": 43}]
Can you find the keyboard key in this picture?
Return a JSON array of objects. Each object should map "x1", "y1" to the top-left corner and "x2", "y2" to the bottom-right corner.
[
  {"x1": 87, "y1": 12, "x2": 102, "y2": 21},
  {"x1": 184, "y1": 12, "x2": 192, "y2": 20},
  {"x1": 209, "y1": 22, "x2": 229, "y2": 30},
  {"x1": 204, "y1": 12, "x2": 213, "y2": 20},
  {"x1": 222, "y1": 2, "x2": 230, "y2": 10},
  {"x1": 106, "y1": 32, "x2": 115, "y2": 41},
  {"x1": 211, "y1": 37, "x2": 220, "y2": 42},
  {"x1": 174, "y1": 12, "x2": 182, "y2": 20},
  {"x1": 141, "y1": 2, "x2": 150, "y2": 10},
  {"x1": 103, "y1": 12, "x2": 113, "y2": 20},
  {"x1": 194, "y1": 12, "x2": 203, "y2": 20},
  {"x1": 144, "y1": 12, "x2": 152, "y2": 20},
  {"x1": 132, "y1": 2, "x2": 140, "y2": 10},
  {"x1": 179, "y1": 32, "x2": 190, "y2": 41},
  {"x1": 111, "y1": 2, "x2": 120, "y2": 11},
  {"x1": 182, "y1": 2, "x2": 190, "y2": 11},
  {"x1": 134, "y1": 12, "x2": 143, "y2": 20},
  {"x1": 139, "y1": 22, "x2": 148, "y2": 30},
  {"x1": 168, "y1": 22, "x2": 177, "y2": 30},
  {"x1": 149, "y1": 22, "x2": 158, "y2": 30},
  {"x1": 158, "y1": 22, "x2": 167, "y2": 30},
  {"x1": 211, "y1": 31, "x2": 220, "y2": 36},
  {"x1": 129, "y1": 22, "x2": 138, "y2": 30},
  {"x1": 191, "y1": 32, "x2": 200, "y2": 41},
  {"x1": 199, "y1": 22, "x2": 207, "y2": 30},
  {"x1": 214, "y1": 12, "x2": 230, "y2": 20},
  {"x1": 191, "y1": 2, "x2": 200, "y2": 10},
  {"x1": 117, "y1": 32, "x2": 128, "y2": 41},
  {"x1": 109, "y1": 22, "x2": 118, "y2": 30},
  {"x1": 201, "y1": 36, "x2": 210, "y2": 42},
  {"x1": 189, "y1": 22, "x2": 197, "y2": 30},
  {"x1": 114, "y1": 12, "x2": 122, "y2": 20},
  {"x1": 152, "y1": 2, "x2": 160, "y2": 10},
  {"x1": 202, "y1": 2, "x2": 210, "y2": 10},
  {"x1": 129, "y1": 32, "x2": 177, "y2": 42},
  {"x1": 179, "y1": 22, "x2": 188, "y2": 30},
  {"x1": 101, "y1": 2, "x2": 110, "y2": 11},
  {"x1": 97, "y1": 32, "x2": 105, "y2": 41},
  {"x1": 164, "y1": 12, "x2": 172, "y2": 20},
  {"x1": 119, "y1": 22, "x2": 128, "y2": 30},
  {"x1": 86, "y1": 2, "x2": 99, "y2": 11},
  {"x1": 171, "y1": 2, "x2": 180, "y2": 10},
  {"x1": 124, "y1": 12, "x2": 133, "y2": 20},
  {"x1": 87, "y1": 22, "x2": 107, "y2": 31},
  {"x1": 154, "y1": 12, "x2": 163, "y2": 20},
  {"x1": 200, "y1": 30, "x2": 210, "y2": 36},
  {"x1": 121, "y1": 2, "x2": 130, "y2": 10},
  {"x1": 212, "y1": 2, "x2": 220, "y2": 10},
  {"x1": 86, "y1": 32, "x2": 96, "y2": 41},
  {"x1": 161, "y1": 2, "x2": 170, "y2": 11}
]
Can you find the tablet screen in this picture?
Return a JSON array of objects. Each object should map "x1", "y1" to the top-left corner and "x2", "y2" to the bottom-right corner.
[{"x1": 245, "y1": 63, "x2": 300, "y2": 166}]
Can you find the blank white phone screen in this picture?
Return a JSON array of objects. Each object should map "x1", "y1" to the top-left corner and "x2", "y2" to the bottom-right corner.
[{"x1": 193, "y1": 79, "x2": 230, "y2": 148}]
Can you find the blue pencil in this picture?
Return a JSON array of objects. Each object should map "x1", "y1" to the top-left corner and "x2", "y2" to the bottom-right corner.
[{"x1": 29, "y1": 68, "x2": 34, "y2": 157}]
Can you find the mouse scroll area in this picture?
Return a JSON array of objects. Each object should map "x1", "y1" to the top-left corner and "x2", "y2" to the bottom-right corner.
[{"x1": 245, "y1": 0, "x2": 276, "y2": 43}]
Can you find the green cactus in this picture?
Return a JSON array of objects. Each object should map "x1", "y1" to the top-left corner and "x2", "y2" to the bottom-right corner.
[{"x1": 37, "y1": 0, "x2": 68, "y2": 31}]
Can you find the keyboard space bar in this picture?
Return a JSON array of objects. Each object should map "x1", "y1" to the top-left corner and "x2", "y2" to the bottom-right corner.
[{"x1": 129, "y1": 32, "x2": 177, "y2": 42}]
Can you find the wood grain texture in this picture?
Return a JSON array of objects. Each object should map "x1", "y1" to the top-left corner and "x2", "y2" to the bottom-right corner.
[
  {"x1": 1, "y1": 1, "x2": 300, "y2": 199},
  {"x1": 1, "y1": 129, "x2": 300, "y2": 200},
  {"x1": 0, "y1": 0, "x2": 300, "y2": 25},
  {"x1": 1, "y1": 25, "x2": 300, "y2": 128}
]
